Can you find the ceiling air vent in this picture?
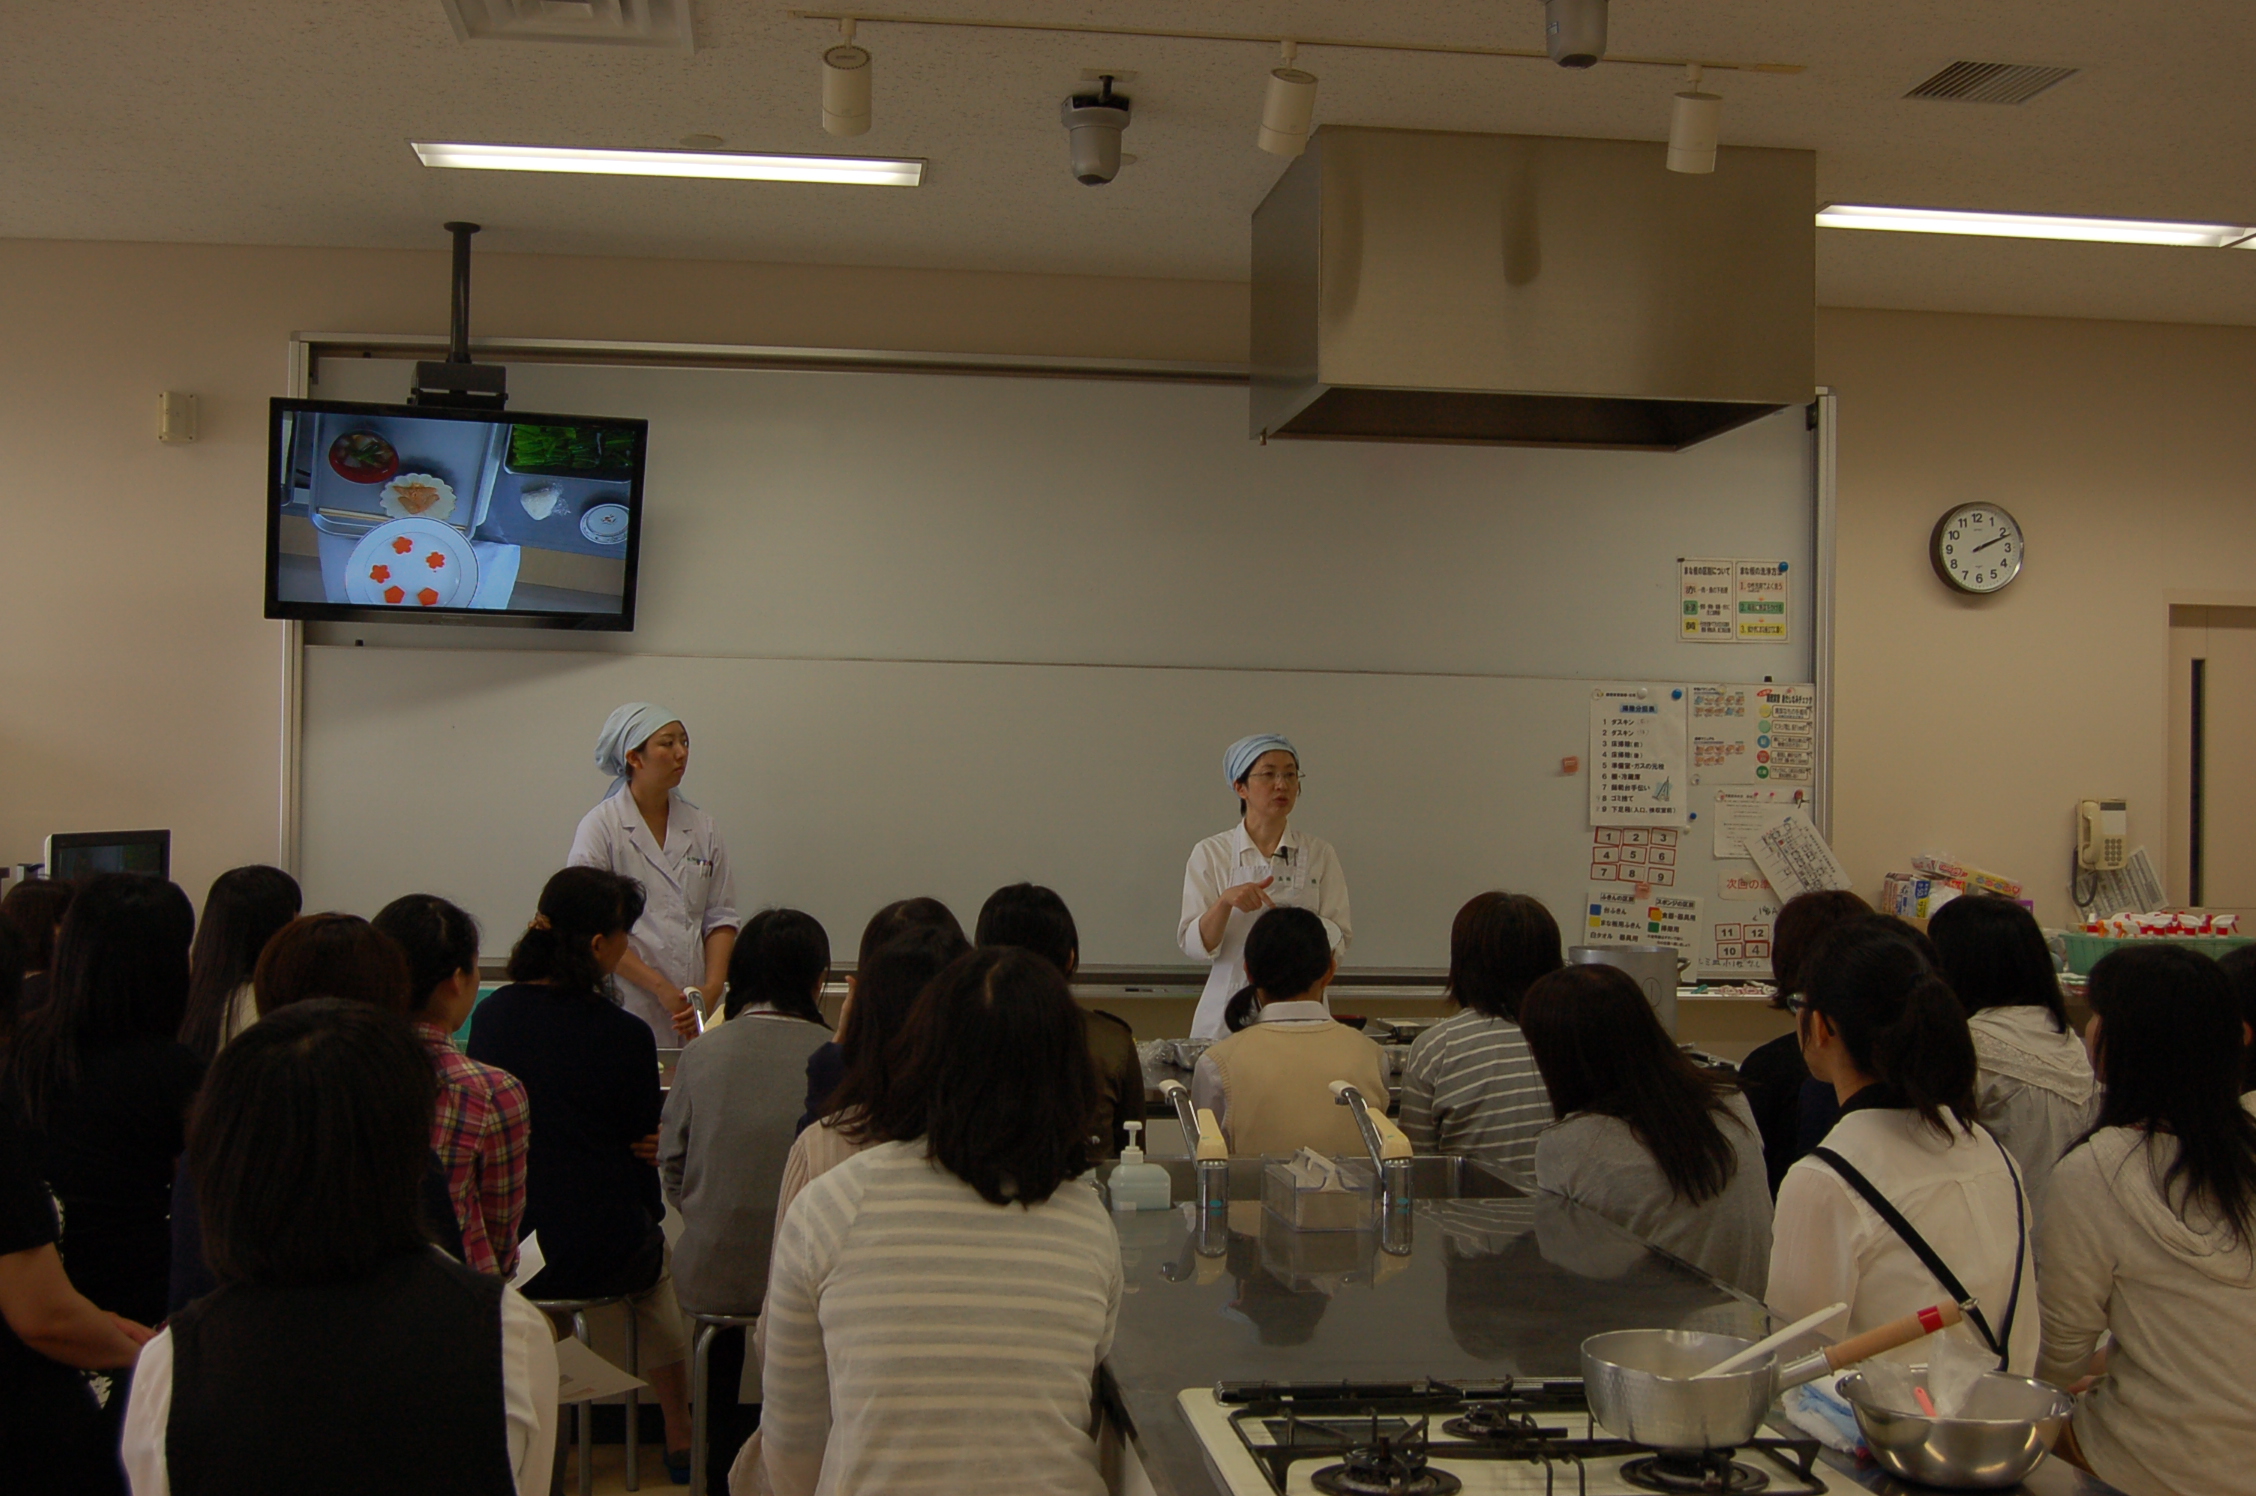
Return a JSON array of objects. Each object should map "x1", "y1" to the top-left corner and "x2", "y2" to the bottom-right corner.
[
  {"x1": 1905, "y1": 61, "x2": 2078, "y2": 104},
  {"x1": 437, "y1": 0, "x2": 694, "y2": 51}
]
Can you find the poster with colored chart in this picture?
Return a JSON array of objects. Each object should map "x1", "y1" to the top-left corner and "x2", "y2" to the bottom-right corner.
[{"x1": 1584, "y1": 885, "x2": 1701, "y2": 954}]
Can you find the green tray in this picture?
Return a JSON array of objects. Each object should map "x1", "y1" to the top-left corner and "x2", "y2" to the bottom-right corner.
[{"x1": 2061, "y1": 932, "x2": 2251, "y2": 975}]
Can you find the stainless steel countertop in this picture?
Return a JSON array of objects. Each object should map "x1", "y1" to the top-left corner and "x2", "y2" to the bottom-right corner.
[{"x1": 1095, "y1": 1171, "x2": 2116, "y2": 1496}]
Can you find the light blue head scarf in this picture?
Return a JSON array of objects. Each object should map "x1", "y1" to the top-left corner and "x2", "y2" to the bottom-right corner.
[
  {"x1": 1225, "y1": 733, "x2": 1298, "y2": 789},
  {"x1": 596, "y1": 702, "x2": 684, "y2": 799}
]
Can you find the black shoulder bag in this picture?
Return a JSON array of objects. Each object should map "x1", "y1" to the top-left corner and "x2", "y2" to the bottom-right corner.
[{"x1": 1811, "y1": 1131, "x2": 2027, "y2": 1369}]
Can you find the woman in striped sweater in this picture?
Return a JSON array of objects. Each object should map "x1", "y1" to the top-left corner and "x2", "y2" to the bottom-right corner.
[{"x1": 749, "y1": 947, "x2": 1122, "y2": 1496}]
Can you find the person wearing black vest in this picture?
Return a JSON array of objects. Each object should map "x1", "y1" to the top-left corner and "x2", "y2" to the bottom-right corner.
[{"x1": 120, "y1": 1000, "x2": 559, "y2": 1496}]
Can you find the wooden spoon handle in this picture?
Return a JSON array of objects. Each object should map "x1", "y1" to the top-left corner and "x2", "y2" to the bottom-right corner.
[{"x1": 1824, "y1": 1301, "x2": 1964, "y2": 1370}]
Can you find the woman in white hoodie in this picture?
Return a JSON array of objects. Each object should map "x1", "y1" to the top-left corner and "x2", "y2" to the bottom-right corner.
[
  {"x1": 2037, "y1": 945, "x2": 2256, "y2": 1496},
  {"x1": 1928, "y1": 896, "x2": 2099, "y2": 1207}
]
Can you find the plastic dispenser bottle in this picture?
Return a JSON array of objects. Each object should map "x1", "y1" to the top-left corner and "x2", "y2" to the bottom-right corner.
[{"x1": 1109, "y1": 1121, "x2": 1173, "y2": 1212}]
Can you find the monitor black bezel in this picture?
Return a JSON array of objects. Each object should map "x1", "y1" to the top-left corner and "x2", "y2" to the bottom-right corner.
[
  {"x1": 264, "y1": 397, "x2": 646, "y2": 631},
  {"x1": 45, "y1": 829, "x2": 171, "y2": 881}
]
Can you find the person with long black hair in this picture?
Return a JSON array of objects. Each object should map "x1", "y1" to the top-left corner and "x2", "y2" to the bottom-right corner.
[
  {"x1": 177, "y1": 866, "x2": 301, "y2": 1062},
  {"x1": 1929, "y1": 894, "x2": 2098, "y2": 1204},
  {"x1": 1767, "y1": 917, "x2": 2039, "y2": 1372},
  {"x1": 659, "y1": 908, "x2": 833, "y2": 1492},
  {"x1": 752, "y1": 948, "x2": 1120, "y2": 1496},
  {"x1": 120, "y1": 999, "x2": 559, "y2": 1496},
  {"x1": 796, "y1": 897, "x2": 964, "y2": 1131},
  {"x1": 1518, "y1": 965, "x2": 1773, "y2": 1296},
  {"x1": 4, "y1": 874, "x2": 204, "y2": 1330},
  {"x1": 1736, "y1": 889, "x2": 1872, "y2": 1195},
  {"x1": 1190, "y1": 907, "x2": 1388, "y2": 1158},
  {"x1": 2036, "y1": 945, "x2": 2256, "y2": 1496},
  {"x1": 1, "y1": 878, "x2": 75, "y2": 1022},
  {"x1": 467, "y1": 867, "x2": 695, "y2": 1479},
  {"x1": 2215, "y1": 943, "x2": 2256, "y2": 1095},
  {"x1": 977, "y1": 883, "x2": 1142, "y2": 1158}
]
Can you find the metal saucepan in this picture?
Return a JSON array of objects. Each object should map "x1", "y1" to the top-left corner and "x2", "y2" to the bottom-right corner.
[
  {"x1": 1581, "y1": 1303, "x2": 1964, "y2": 1453},
  {"x1": 1838, "y1": 1369, "x2": 2072, "y2": 1489}
]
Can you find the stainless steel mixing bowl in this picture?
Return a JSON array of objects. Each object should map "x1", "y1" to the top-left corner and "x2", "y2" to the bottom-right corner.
[
  {"x1": 1580, "y1": 1328, "x2": 1777, "y2": 1453},
  {"x1": 1838, "y1": 1370, "x2": 2073, "y2": 1489}
]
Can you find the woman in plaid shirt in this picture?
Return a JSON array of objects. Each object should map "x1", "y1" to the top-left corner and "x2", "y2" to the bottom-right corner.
[{"x1": 375, "y1": 895, "x2": 529, "y2": 1278}]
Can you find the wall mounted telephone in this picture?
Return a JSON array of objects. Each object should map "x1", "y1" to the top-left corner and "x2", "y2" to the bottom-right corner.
[{"x1": 2078, "y1": 798, "x2": 2129, "y2": 871}]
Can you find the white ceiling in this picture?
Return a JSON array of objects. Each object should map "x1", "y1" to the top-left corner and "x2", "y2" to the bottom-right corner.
[{"x1": 8, "y1": 0, "x2": 2256, "y2": 325}]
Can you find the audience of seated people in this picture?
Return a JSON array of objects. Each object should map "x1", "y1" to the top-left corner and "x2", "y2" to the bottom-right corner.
[
  {"x1": 8, "y1": 859, "x2": 2256, "y2": 1496},
  {"x1": 1, "y1": 876, "x2": 77, "y2": 1024},
  {"x1": 1517, "y1": 963, "x2": 1774, "y2": 1296},
  {"x1": 1396, "y1": 891, "x2": 1563, "y2": 1180},
  {"x1": 1191, "y1": 906, "x2": 1391, "y2": 1157}
]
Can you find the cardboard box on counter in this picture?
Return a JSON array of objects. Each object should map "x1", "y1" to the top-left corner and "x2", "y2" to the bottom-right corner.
[
  {"x1": 1883, "y1": 873, "x2": 1961, "y2": 920},
  {"x1": 1909, "y1": 855, "x2": 2023, "y2": 899}
]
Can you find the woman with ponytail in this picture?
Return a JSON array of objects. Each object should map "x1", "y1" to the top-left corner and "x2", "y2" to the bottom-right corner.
[
  {"x1": 1767, "y1": 916, "x2": 2040, "y2": 1372},
  {"x1": 1189, "y1": 908, "x2": 1388, "y2": 1157},
  {"x1": 466, "y1": 868, "x2": 697, "y2": 1478},
  {"x1": 2035, "y1": 946, "x2": 2256, "y2": 1496}
]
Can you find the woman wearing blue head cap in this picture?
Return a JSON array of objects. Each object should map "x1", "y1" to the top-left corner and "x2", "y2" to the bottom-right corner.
[
  {"x1": 1178, "y1": 734, "x2": 1352, "y2": 1039},
  {"x1": 567, "y1": 704, "x2": 739, "y2": 1045}
]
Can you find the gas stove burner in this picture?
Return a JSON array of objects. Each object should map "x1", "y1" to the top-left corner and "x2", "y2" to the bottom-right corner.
[
  {"x1": 1307, "y1": 1414, "x2": 1462, "y2": 1496},
  {"x1": 1440, "y1": 1404, "x2": 1544, "y2": 1442},
  {"x1": 1620, "y1": 1450, "x2": 1771, "y2": 1494},
  {"x1": 1308, "y1": 1458, "x2": 1463, "y2": 1496}
]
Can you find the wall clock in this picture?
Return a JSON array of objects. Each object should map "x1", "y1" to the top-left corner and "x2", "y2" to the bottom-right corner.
[{"x1": 1930, "y1": 503, "x2": 2023, "y2": 594}]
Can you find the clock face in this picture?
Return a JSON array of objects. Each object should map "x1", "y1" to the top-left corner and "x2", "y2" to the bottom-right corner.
[{"x1": 1930, "y1": 504, "x2": 2024, "y2": 594}]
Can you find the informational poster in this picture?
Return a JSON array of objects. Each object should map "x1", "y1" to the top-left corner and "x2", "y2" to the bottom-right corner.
[
  {"x1": 1711, "y1": 786, "x2": 1811, "y2": 858},
  {"x1": 1584, "y1": 885, "x2": 1701, "y2": 954},
  {"x1": 1588, "y1": 826, "x2": 1681, "y2": 888},
  {"x1": 1748, "y1": 811, "x2": 1852, "y2": 902},
  {"x1": 1680, "y1": 558, "x2": 1738, "y2": 641},
  {"x1": 1735, "y1": 561, "x2": 1792, "y2": 641},
  {"x1": 1688, "y1": 683, "x2": 1754, "y2": 785},
  {"x1": 1717, "y1": 867, "x2": 1777, "y2": 902},
  {"x1": 1590, "y1": 688, "x2": 1689, "y2": 828},
  {"x1": 1707, "y1": 907, "x2": 1781, "y2": 974},
  {"x1": 1751, "y1": 684, "x2": 1815, "y2": 785}
]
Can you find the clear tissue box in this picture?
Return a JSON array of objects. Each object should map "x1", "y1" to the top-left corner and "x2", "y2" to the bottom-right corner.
[{"x1": 1261, "y1": 1154, "x2": 1377, "y2": 1232}]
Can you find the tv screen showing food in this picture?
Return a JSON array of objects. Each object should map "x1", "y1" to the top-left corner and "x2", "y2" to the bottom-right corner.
[{"x1": 266, "y1": 398, "x2": 646, "y2": 629}]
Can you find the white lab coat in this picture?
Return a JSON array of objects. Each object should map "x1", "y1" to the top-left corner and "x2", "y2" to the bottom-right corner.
[
  {"x1": 568, "y1": 789, "x2": 739, "y2": 1045},
  {"x1": 1177, "y1": 823, "x2": 1350, "y2": 1039}
]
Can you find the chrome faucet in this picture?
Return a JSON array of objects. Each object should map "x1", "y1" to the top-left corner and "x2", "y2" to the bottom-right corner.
[
  {"x1": 1159, "y1": 1080, "x2": 1230, "y2": 1252},
  {"x1": 1158, "y1": 1079, "x2": 1200, "y2": 1149},
  {"x1": 1330, "y1": 1080, "x2": 1415, "y2": 1254}
]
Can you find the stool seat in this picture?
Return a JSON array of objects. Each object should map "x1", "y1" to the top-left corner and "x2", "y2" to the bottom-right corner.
[
  {"x1": 688, "y1": 1311, "x2": 760, "y2": 1496},
  {"x1": 529, "y1": 1292, "x2": 642, "y2": 1495}
]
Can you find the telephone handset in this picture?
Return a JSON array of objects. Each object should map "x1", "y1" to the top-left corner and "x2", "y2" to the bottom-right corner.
[{"x1": 2078, "y1": 799, "x2": 2128, "y2": 872}]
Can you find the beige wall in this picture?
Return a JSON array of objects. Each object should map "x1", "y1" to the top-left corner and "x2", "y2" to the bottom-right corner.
[
  {"x1": 0, "y1": 240, "x2": 1245, "y2": 905},
  {"x1": 6, "y1": 237, "x2": 2252, "y2": 930},
  {"x1": 1820, "y1": 308, "x2": 2256, "y2": 924}
]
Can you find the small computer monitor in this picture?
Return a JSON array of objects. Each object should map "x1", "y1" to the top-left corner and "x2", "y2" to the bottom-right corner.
[{"x1": 44, "y1": 830, "x2": 171, "y2": 881}]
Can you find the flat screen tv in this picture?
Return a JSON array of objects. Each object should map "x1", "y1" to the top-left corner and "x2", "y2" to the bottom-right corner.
[{"x1": 266, "y1": 398, "x2": 646, "y2": 630}]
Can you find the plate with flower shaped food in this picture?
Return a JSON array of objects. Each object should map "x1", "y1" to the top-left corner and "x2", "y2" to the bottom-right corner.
[{"x1": 344, "y1": 518, "x2": 480, "y2": 609}]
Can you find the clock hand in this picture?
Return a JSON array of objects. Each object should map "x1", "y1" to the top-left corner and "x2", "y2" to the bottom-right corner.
[{"x1": 1971, "y1": 533, "x2": 2009, "y2": 553}]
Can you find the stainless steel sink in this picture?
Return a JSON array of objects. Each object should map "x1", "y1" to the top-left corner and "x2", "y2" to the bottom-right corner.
[{"x1": 1125, "y1": 1154, "x2": 1524, "y2": 1202}]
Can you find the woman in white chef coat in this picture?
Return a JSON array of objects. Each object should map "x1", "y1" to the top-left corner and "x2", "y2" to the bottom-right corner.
[
  {"x1": 569, "y1": 703, "x2": 739, "y2": 1046},
  {"x1": 1179, "y1": 733, "x2": 1350, "y2": 1040}
]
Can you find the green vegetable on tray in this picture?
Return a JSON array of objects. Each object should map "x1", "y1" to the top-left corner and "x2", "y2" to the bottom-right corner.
[{"x1": 508, "y1": 424, "x2": 639, "y2": 474}]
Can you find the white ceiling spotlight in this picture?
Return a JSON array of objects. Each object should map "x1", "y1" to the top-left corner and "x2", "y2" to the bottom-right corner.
[
  {"x1": 1258, "y1": 41, "x2": 1319, "y2": 158},
  {"x1": 411, "y1": 141, "x2": 923, "y2": 186},
  {"x1": 1061, "y1": 74, "x2": 1132, "y2": 185},
  {"x1": 1543, "y1": 0, "x2": 1607, "y2": 68},
  {"x1": 1667, "y1": 64, "x2": 1722, "y2": 174},
  {"x1": 821, "y1": 17, "x2": 872, "y2": 137},
  {"x1": 1816, "y1": 204, "x2": 2256, "y2": 248}
]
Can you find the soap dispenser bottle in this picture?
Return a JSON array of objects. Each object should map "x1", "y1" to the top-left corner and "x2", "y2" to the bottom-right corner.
[{"x1": 1109, "y1": 1121, "x2": 1173, "y2": 1212}]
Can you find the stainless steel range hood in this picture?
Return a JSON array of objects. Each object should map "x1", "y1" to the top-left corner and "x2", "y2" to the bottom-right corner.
[{"x1": 1251, "y1": 128, "x2": 1815, "y2": 450}]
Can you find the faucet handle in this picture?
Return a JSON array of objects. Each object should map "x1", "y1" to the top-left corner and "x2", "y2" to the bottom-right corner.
[
  {"x1": 1158, "y1": 1079, "x2": 1189, "y2": 1099},
  {"x1": 1329, "y1": 1079, "x2": 1362, "y2": 1105}
]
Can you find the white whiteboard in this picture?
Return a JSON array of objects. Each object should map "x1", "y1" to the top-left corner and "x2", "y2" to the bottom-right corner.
[{"x1": 299, "y1": 354, "x2": 1818, "y2": 969}]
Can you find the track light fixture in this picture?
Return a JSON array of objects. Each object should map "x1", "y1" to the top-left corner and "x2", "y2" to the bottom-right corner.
[
  {"x1": 1667, "y1": 65, "x2": 1721, "y2": 174},
  {"x1": 821, "y1": 16, "x2": 872, "y2": 137},
  {"x1": 1258, "y1": 40, "x2": 1319, "y2": 157}
]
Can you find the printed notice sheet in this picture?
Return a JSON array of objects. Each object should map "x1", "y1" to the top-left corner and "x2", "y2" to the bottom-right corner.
[
  {"x1": 2081, "y1": 847, "x2": 2168, "y2": 919},
  {"x1": 1735, "y1": 561, "x2": 1791, "y2": 642},
  {"x1": 1689, "y1": 684, "x2": 1754, "y2": 785},
  {"x1": 1681, "y1": 559, "x2": 1737, "y2": 641},
  {"x1": 1590, "y1": 688, "x2": 1689, "y2": 828},
  {"x1": 1588, "y1": 826, "x2": 1681, "y2": 888},
  {"x1": 1747, "y1": 812, "x2": 1852, "y2": 902},
  {"x1": 1711, "y1": 787, "x2": 1811, "y2": 859},
  {"x1": 1751, "y1": 685, "x2": 1815, "y2": 785},
  {"x1": 1707, "y1": 906, "x2": 1781, "y2": 974},
  {"x1": 1584, "y1": 885, "x2": 1701, "y2": 954}
]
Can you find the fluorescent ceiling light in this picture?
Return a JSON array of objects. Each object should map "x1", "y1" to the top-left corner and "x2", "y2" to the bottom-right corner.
[
  {"x1": 1818, "y1": 203, "x2": 2256, "y2": 249},
  {"x1": 412, "y1": 141, "x2": 923, "y2": 187}
]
